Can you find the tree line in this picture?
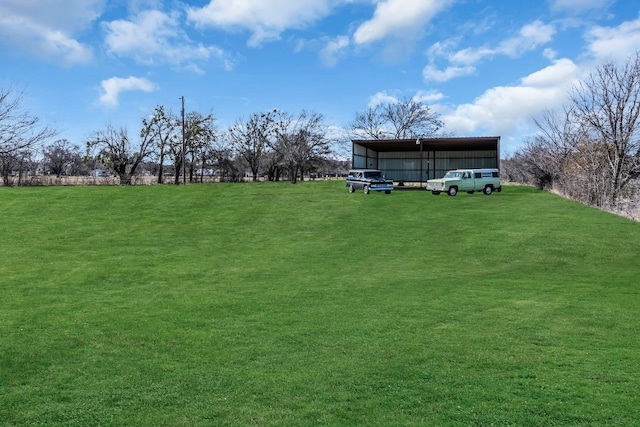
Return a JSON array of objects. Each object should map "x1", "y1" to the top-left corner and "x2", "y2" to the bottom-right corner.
[
  {"x1": 0, "y1": 89, "x2": 444, "y2": 186},
  {"x1": 502, "y1": 52, "x2": 640, "y2": 215}
]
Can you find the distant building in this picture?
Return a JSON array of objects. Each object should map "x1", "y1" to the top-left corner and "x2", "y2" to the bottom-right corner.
[
  {"x1": 91, "y1": 169, "x2": 111, "y2": 178},
  {"x1": 351, "y1": 137, "x2": 500, "y2": 184}
]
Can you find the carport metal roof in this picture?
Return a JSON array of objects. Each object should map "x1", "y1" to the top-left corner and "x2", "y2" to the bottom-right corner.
[{"x1": 352, "y1": 136, "x2": 500, "y2": 152}]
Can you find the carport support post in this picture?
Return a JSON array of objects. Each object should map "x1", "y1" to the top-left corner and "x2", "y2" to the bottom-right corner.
[{"x1": 417, "y1": 138, "x2": 423, "y2": 189}]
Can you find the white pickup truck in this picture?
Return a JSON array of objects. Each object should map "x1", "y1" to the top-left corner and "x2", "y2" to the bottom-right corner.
[{"x1": 426, "y1": 169, "x2": 501, "y2": 196}]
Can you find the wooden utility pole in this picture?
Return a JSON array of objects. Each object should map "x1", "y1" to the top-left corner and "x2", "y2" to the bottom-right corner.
[{"x1": 180, "y1": 96, "x2": 186, "y2": 184}]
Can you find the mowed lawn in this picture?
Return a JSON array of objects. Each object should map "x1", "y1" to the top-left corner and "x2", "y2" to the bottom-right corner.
[{"x1": 1, "y1": 181, "x2": 639, "y2": 426}]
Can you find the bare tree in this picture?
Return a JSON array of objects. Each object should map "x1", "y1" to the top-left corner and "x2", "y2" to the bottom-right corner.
[
  {"x1": 184, "y1": 111, "x2": 217, "y2": 183},
  {"x1": 211, "y1": 143, "x2": 242, "y2": 182},
  {"x1": 228, "y1": 110, "x2": 276, "y2": 181},
  {"x1": 167, "y1": 110, "x2": 217, "y2": 184},
  {"x1": 15, "y1": 149, "x2": 39, "y2": 185},
  {"x1": 350, "y1": 105, "x2": 388, "y2": 139},
  {"x1": 570, "y1": 51, "x2": 640, "y2": 205},
  {"x1": 517, "y1": 107, "x2": 586, "y2": 190},
  {"x1": 516, "y1": 52, "x2": 640, "y2": 212},
  {"x1": 43, "y1": 139, "x2": 83, "y2": 178},
  {"x1": 563, "y1": 138, "x2": 613, "y2": 206},
  {"x1": 0, "y1": 149, "x2": 31, "y2": 186},
  {"x1": 501, "y1": 152, "x2": 530, "y2": 184},
  {"x1": 87, "y1": 124, "x2": 155, "y2": 185},
  {"x1": 263, "y1": 150, "x2": 284, "y2": 181},
  {"x1": 272, "y1": 110, "x2": 331, "y2": 184},
  {"x1": 0, "y1": 86, "x2": 56, "y2": 185},
  {"x1": 350, "y1": 97, "x2": 444, "y2": 140},
  {"x1": 141, "y1": 105, "x2": 178, "y2": 184}
]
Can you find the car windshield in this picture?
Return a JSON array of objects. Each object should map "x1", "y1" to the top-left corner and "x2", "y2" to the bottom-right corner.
[
  {"x1": 444, "y1": 171, "x2": 462, "y2": 179},
  {"x1": 364, "y1": 171, "x2": 382, "y2": 178}
]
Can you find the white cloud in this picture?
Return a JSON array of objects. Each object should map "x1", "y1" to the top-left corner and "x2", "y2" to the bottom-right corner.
[
  {"x1": 436, "y1": 15, "x2": 640, "y2": 148},
  {"x1": 0, "y1": 0, "x2": 104, "y2": 32},
  {"x1": 413, "y1": 90, "x2": 445, "y2": 103},
  {"x1": 99, "y1": 76, "x2": 158, "y2": 108},
  {"x1": 368, "y1": 92, "x2": 400, "y2": 107},
  {"x1": 585, "y1": 16, "x2": 640, "y2": 63},
  {"x1": 448, "y1": 46, "x2": 494, "y2": 66},
  {"x1": 320, "y1": 35, "x2": 351, "y2": 67},
  {"x1": 450, "y1": 20, "x2": 556, "y2": 65},
  {"x1": 367, "y1": 90, "x2": 444, "y2": 107},
  {"x1": 543, "y1": 48, "x2": 558, "y2": 60},
  {"x1": 498, "y1": 20, "x2": 556, "y2": 57},
  {"x1": 441, "y1": 58, "x2": 579, "y2": 137},
  {"x1": 187, "y1": 0, "x2": 335, "y2": 47},
  {"x1": 424, "y1": 20, "x2": 556, "y2": 83},
  {"x1": 0, "y1": 0, "x2": 101, "y2": 64},
  {"x1": 520, "y1": 58, "x2": 577, "y2": 87},
  {"x1": 103, "y1": 9, "x2": 232, "y2": 70},
  {"x1": 353, "y1": 0, "x2": 452, "y2": 45},
  {"x1": 426, "y1": 39, "x2": 459, "y2": 59},
  {"x1": 423, "y1": 65, "x2": 476, "y2": 82},
  {"x1": 41, "y1": 29, "x2": 93, "y2": 64}
]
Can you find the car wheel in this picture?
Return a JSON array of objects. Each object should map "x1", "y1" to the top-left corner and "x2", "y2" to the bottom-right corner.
[
  {"x1": 483, "y1": 185, "x2": 493, "y2": 195},
  {"x1": 349, "y1": 184, "x2": 355, "y2": 193},
  {"x1": 364, "y1": 185, "x2": 370, "y2": 194},
  {"x1": 447, "y1": 187, "x2": 458, "y2": 196}
]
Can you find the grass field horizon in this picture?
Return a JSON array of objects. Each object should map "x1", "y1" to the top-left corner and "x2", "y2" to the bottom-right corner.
[{"x1": 1, "y1": 182, "x2": 639, "y2": 425}]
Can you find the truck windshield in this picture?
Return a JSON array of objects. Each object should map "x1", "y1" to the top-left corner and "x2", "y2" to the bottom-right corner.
[
  {"x1": 364, "y1": 172, "x2": 382, "y2": 178},
  {"x1": 444, "y1": 171, "x2": 462, "y2": 178}
]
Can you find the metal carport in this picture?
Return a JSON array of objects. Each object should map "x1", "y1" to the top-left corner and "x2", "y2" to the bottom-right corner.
[{"x1": 351, "y1": 136, "x2": 500, "y2": 186}]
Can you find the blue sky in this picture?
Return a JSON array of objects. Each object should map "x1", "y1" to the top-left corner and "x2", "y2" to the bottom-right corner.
[{"x1": 1, "y1": 0, "x2": 639, "y2": 155}]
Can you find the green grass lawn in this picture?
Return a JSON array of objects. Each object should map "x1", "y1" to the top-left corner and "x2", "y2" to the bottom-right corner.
[{"x1": 1, "y1": 181, "x2": 639, "y2": 426}]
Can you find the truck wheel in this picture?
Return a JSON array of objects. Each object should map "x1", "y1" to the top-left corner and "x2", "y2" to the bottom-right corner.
[
  {"x1": 483, "y1": 185, "x2": 493, "y2": 195},
  {"x1": 349, "y1": 184, "x2": 355, "y2": 193},
  {"x1": 447, "y1": 187, "x2": 458, "y2": 196},
  {"x1": 364, "y1": 185, "x2": 370, "y2": 194}
]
